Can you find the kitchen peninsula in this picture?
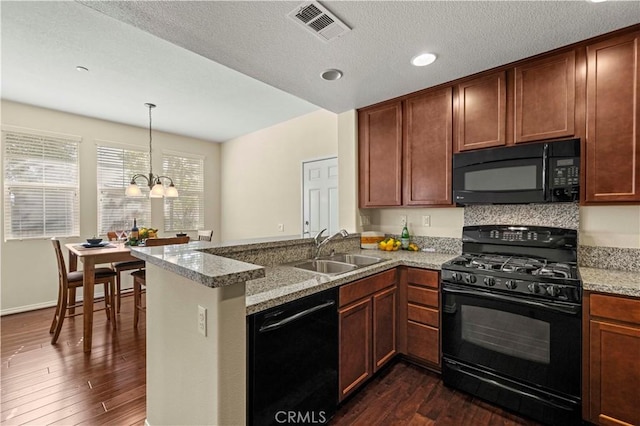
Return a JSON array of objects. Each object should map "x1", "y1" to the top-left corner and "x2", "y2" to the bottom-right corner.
[{"x1": 131, "y1": 234, "x2": 640, "y2": 426}]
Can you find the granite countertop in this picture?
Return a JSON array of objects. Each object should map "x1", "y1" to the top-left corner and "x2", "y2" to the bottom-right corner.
[
  {"x1": 131, "y1": 241, "x2": 265, "y2": 288},
  {"x1": 131, "y1": 237, "x2": 640, "y2": 314},
  {"x1": 246, "y1": 249, "x2": 456, "y2": 315},
  {"x1": 579, "y1": 267, "x2": 640, "y2": 298}
]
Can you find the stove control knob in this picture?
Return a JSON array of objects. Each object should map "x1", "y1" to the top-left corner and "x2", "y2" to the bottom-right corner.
[
  {"x1": 483, "y1": 277, "x2": 495, "y2": 287},
  {"x1": 465, "y1": 274, "x2": 477, "y2": 284},
  {"x1": 451, "y1": 272, "x2": 462, "y2": 282},
  {"x1": 505, "y1": 280, "x2": 517, "y2": 290},
  {"x1": 546, "y1": 285, "x2": 560, "y2": 297},
  {"x1": 528, "y1": 283, "x2": 541, "y2": 294}
]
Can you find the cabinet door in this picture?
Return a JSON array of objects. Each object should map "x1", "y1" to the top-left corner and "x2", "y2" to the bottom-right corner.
[
  {"x1": 338, "y1": 298, "x2": 372, "y2": 401},
  {"x1": 358, "y1": 102, "x2": 403, "y2": 207},
  {"x1": 456, "y1": 71, "x2": 507, "y2": 152},
  {"x1": 586, "y1": 32, "x2": 640, "y2": 202},
  {"x1": 372, "y1": 286, "x2": 397, "y2": 372},
  {"x1": 589, "y1": 320, "x2": 640, "y2": 425},
  {"x1": 407, "y1": 321, "x2": 440, "y2": 366},
  {"x1": 403, "y1": 87, "x2": 453, "y2": 205},
  {"x1": 515, "y1": 50, "x2": 576, "y2": 143}
]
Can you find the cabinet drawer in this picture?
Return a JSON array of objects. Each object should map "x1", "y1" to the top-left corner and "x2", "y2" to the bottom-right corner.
[
  {"x1": 407, "y1": 268, "x2": 439, "y2": 289},
  {"x1": 340, "y1": 269, "x2": 397, "y2": 307},
  {"x1": 590, "y1": 293, "x2": 640, "y2": 325},
  {"x1": 407, "y1": 321, "x2": 439, "y2": 365},
  {"x1": 407, "y1": 285, "x2": 439, "y2": 308},
  {"x1": 407, "y1": 303, "x2": 439, "y2": 327}
]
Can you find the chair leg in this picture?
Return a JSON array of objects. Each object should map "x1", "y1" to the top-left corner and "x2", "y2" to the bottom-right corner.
[
  {"x1": 68, "y1": 287, "x2": 77, "y2": 316},
  {"x1": 133, "y1": 276, "x2": 141, "y2": 328},
  {"x1": 109, "y1": 279, "x2": 117, "y2": 330},
  {"x1": 103, "y1": 282, "x2": 111, "y2": 321},
  {"x1": 49, "y1": 284, "x2": 64, "y2": 334},
  {"x1": 51, "y1": 284, "x2": 68, "y2": 344},
  {"x1": 116, "y1": 270, "x2": 122, "y2": 313}
]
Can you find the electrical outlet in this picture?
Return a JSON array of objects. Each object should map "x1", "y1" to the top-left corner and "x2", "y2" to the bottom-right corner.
[
  {"x1": 422, "y1": 215, "x2": 431, "y2": 227},
  {"x1": 360, "y1": 215, "x2": 370, "y2": 226},
  {"x1": 277, "y1": 223, "x2": 284, "y2": 232},
  {"x1": 400, "y1": 215, "x2": 407, "y2": 226},
  {"x1": 198, "y1": 305, "x2": 207, "y2": 337}
]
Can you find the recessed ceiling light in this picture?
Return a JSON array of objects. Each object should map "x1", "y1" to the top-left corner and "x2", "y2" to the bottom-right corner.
[
  {"x1": 321, "y1": 69, "x2": 343, "y2": 81},
  {"x1": 587, "y1": 0, "x2": 607, "y2": 2},
  {"x1": 76, "y1": 66, "x2": 89, "y2": 72},
  {"x1": 411, "y1": 53, "x2": 437, "y2": 67}
]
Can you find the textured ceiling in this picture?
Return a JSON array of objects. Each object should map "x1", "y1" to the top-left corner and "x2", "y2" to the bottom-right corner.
[{"x1": 2, "y1": 1, "x2": 639, "y2": 143}]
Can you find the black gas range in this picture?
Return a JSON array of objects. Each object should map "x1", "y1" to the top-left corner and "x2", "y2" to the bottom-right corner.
[{"x1": 441, "y1": 225, "x2": 582, "y2": 425}]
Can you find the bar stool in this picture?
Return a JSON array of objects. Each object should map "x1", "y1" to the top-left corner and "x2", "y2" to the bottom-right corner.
[
  {"x1": 197, "y1": 230, "x2": 213, "y2": 241},
  {"x1": 50, "y1": 238, "x2": 117, "y2": 344}
]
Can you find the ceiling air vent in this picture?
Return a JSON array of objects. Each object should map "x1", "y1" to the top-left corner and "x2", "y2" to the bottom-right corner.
[{"x1": 287, "y1": 2, "x2": 351, "y2": 42}]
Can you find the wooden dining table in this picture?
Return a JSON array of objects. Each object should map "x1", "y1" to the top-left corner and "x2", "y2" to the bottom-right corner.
[{"x1": 65, "y1": 242, "x2": 140, "y2": 352}]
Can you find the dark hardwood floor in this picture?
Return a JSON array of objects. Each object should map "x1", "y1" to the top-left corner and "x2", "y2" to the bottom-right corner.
[
  {"x1": 331, "y1": 361, "x2": 542, "y2": 426},
  {"x1": 2, "y1": 297, "x2": 540, "y2": 426},
  {"x1": 1, "y1": 294, "x2": 146, "y2": 426}
]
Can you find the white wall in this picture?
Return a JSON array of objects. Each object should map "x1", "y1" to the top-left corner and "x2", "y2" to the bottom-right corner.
[
  {"x1": 220, "y1": 109, "x2": 337, "y2": 241},
  {"x1": 580, "y1": 205, "x2": 640, "y2": 248},
  {"x1": 0, "y1": 100, "x2": 221, "y2": 314}
]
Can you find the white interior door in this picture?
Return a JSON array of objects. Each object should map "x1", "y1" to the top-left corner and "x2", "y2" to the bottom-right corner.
[{"x1": 303, "y1": 157, "x2": 338, "y2": 237}]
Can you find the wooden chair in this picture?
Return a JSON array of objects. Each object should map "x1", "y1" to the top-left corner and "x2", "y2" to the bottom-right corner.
[
  {"x1": 107, "y1": 231, "x2": 145, "y2": 313},
  {"x1": 50, "y1": 238, "x2": 117, "y2": 344},
  {"x1": 132, "y1": 236, "x2": 190, "y2": 327},
  {"x1": 197, "y1": 230, "x2": 213, "y2": 241}
]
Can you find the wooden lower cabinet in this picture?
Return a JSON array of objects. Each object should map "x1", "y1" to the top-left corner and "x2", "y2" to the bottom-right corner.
[
  {"x1": 338, "y1": 298, "x2": 371, "y2": 399},
  {"x1": 584, "y1": 292, "x2": 640, "y2": 425},
  {"x1": 338, "y1": 269, "x2": 397, "y2": 401},
  {"x1": 403, "y1": 268, "x2": 441, "y2": 370}
]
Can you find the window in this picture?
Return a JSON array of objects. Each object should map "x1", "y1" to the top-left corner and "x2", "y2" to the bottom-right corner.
[
  {"x1": 163, "y1": 152, "x2": 204, "y2": 232},
  {"x1": 97, "y1": 144, "x2": 151, "y2": 234},
  {"x1": 3, "y1": 128, "x2": 80, "y2": 240}
]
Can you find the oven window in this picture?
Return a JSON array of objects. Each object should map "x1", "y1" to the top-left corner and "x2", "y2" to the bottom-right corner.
[
  {"x1": 461, "y1": 305, "x2": 550, "y2": 364},
  {"x1": 464, "y1": 165, "x2": 538, "y2": 191}
]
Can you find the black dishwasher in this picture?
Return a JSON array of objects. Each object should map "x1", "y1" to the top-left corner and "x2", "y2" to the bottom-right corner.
[{"x1": 248, "y1": 287, "x2": 338, "y2": 426}]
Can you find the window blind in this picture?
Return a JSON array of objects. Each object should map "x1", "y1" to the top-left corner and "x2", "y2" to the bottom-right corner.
[
  {"x1": 163, "y1": 153, "x2": 204, "y2": 232},
  {"x1": 97, "y1": 145, "x2": 151, "y2": 234},
  {"x1": 3, "y1": 129, "x2": 80, "y2": 240}
]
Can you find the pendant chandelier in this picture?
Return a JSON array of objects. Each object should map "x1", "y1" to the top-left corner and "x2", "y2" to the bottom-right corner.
[{"x1": 125, "y1": 103, "x2": 178, "y2": 198}]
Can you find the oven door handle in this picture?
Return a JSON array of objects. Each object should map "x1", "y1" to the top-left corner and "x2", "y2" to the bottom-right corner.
[{"x1": 442, "y1": 285, "x2": 581, "y2": 316}]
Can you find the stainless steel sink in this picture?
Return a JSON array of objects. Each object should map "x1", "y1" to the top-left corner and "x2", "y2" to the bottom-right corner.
[
  {"x1": 319, "y1": 253, "x2": 383, "y2": 267},
  {"x1": 293, "y1": 253, "x2": 384, "y2": 275},
  {"x1": 293, "y1": 260, "x2": 358, "y2": 275}
]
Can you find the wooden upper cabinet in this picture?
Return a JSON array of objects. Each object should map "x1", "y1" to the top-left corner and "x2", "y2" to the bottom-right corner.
[
  {"x1": 403, "y1": 87, "x2": 453, "y2": 206},
  {"x1": 358, "y1": 102, "x2": 403, "y2": 207},
  {"x1": 585, "y1": 31, "x2": 640, "y2": 203},
  {"x1": 456, "y1": 71, "x2": 507, "y2": 152},
  {"x1": 515, "y1": 50, "x2": 576, "y2": 143}
]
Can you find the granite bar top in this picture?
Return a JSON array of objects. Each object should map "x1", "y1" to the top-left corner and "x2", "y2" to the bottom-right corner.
[
  {"x1": 246, "y1": 249, "x2": 456, "y2": 315},
  {"x1": 580, "y1": 267, "x2": 640, "y2": 298},
  {"x1": 131, "y1": 241, "x2": 265, "y2": 288}
]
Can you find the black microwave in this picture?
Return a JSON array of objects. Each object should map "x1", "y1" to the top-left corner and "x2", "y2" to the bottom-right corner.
[{"x1": 452, "y1": 139, "x2": 580, "y2": 205}]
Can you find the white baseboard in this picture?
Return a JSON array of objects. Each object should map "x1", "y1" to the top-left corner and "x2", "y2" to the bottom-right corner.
[{"x1": 1, "y1": 290, "x2": 107, "y2": 316}]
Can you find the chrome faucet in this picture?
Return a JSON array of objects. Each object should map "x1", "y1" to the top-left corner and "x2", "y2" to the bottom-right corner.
[{"x1": 314, "y1": 229, "x2": 349, "y2": 259}]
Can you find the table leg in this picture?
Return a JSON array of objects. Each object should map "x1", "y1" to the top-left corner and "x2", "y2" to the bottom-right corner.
[{"x1": 83, "y1": 258, "x2": 95, "y2": 353}]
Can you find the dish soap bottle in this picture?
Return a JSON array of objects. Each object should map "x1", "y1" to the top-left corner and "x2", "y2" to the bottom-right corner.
[{"x1": 401, "y1": 223, "x2": 410, "y2": 250}]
